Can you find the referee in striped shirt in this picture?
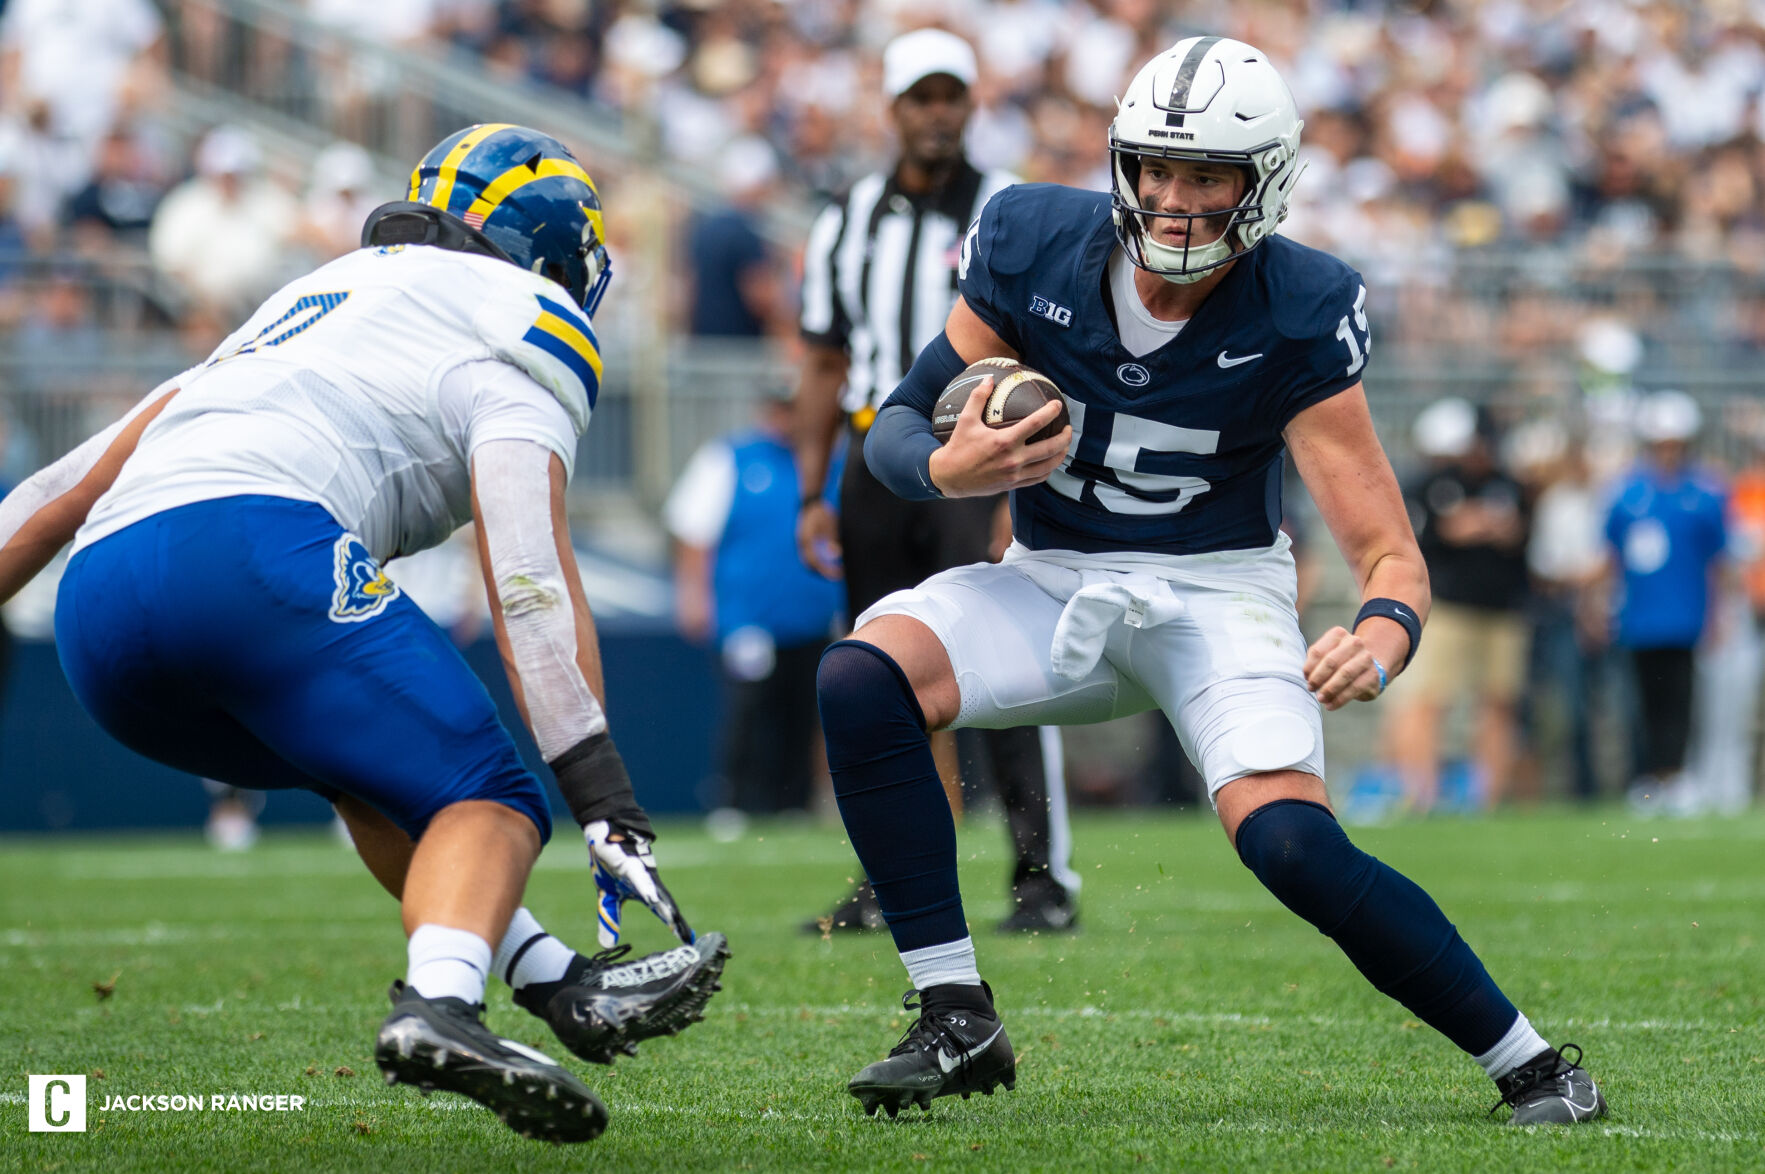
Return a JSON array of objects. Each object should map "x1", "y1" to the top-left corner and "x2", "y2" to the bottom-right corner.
[{"x1": 794, "y1": 28, "x2": 1078, "y2": 934}]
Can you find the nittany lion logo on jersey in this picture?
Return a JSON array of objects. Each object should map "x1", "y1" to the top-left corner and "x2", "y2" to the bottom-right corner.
[{"x1": 329, "y1": 534, "x2": 401, "y2": 623}]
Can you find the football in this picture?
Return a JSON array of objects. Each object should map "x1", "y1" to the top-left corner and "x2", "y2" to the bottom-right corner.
[{"x1": 931, "y1": 357, "x2": 1070, "y2": 444}]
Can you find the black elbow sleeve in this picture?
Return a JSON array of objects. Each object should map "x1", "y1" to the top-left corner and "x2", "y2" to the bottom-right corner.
[{"x1": 547, "y1": 732, "x2": 655, "y2": 838}]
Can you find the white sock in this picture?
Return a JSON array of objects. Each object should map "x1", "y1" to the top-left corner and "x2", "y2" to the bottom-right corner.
[
  {"x1": 1474, "y1": 1013, "x2": 1551, "y2": 1080},
  {"x1": 491, "y1": 907, "x2": 576, "y2": 990},
  {"x1": 900, "y1": 937, "x2": 982, "y2": 991},
  {"x1": 406, "y1": 924, "x2": 492, "y2": 1004}
]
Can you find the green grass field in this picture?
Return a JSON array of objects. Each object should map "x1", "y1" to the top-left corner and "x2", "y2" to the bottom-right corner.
[{"x1": 4, "y1": 808, "x2": 1762, "y2": 1172}]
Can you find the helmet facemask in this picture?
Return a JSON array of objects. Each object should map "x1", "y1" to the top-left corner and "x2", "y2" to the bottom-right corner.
[
  {"x1": 532, "y1": 225, "x2": 612, "y2": 317},
  {"x1": 1110, "y1": 145, "x2": 1265, "y2": 284},
  {"x1": 577, "y1": 225, "x2": 612, "y2": 318},
  {"x1": 1107, "y1": 37, "x2": 1306, "y2": 285}
]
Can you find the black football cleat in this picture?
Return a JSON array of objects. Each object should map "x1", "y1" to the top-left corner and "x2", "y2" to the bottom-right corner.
[
  {"x1": 374, "y1": 981, "x2": 607, "y2": 1143},
  {"x1": 515, "y1": 932, "x2": 730, "y2": 1065},
  {"x1": 997, "y1": 874, "x2": 1078, "y2": 934},
  {"x1": 848, "y1": 982, "x2": 1016, "y2": 1118},
  {"x1": 1491, "y1": 1043, "x2": 1607, "y2": 1125},
  {"x1": 802, "y1": 881, "x2": 886, "y2": 935}
]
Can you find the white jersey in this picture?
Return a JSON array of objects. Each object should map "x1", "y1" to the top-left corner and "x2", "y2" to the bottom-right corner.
[{"x1": 77, "y1": 245, "x2": 604, "y2": 562}]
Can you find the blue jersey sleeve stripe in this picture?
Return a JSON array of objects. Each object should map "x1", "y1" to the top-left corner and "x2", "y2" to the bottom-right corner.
[
  {"x1": 536, "y1": 294, "x2": 597, "y2": 341},
  {"x1": 521, "y1": 324, "x2": 601, "y2": 410},
  {"x1": 531, "y1": 293, "x2": 604, "y2": 388},
  {"x1": 531, "y1": 309, "x2": 604, "y2": 379}
]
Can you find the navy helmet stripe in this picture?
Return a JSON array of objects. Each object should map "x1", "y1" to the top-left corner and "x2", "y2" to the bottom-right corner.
[{"x1": 1165, "y1": 36, "x2": 1222, "y2": 128}]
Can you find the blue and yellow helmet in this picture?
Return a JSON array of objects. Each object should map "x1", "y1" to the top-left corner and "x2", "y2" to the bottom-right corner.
[{"x1": 362, "y1": 123, "x2": 612, "y2": 316}]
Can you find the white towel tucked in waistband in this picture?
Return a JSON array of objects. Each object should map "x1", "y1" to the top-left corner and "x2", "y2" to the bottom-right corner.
[{"x1": 1045, "y1": 575, "x2": 1187, "y2": 681}]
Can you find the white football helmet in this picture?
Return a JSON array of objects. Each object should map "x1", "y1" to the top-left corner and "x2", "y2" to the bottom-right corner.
[{"x1": 1110, "y1": 36, "x2": 1304, "y2": 284}]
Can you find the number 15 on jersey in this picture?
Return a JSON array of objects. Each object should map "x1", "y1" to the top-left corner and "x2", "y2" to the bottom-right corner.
[{"x1": 1335, "y1": 284, "x2": 1370, "y2": 377}]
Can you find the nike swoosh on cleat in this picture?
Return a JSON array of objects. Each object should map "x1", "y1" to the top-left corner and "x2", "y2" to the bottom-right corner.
[
  {"x1": 499, "y1": 1039, "x2": 562, "y2": 1067},
  {"x1": 937, "y1": 1025, "x2": 1004, "y2": 1074},
  {"x1": 1217, "y1": 351, "x2": 1263, "y2": 368},
  {"x1": 1564, "y1": 1092, "x2": 1601, "y2": 1118}
]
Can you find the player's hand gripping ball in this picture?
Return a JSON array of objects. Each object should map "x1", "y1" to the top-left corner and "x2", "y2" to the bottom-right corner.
[{"x1": 932, "y1": 358, "x2": 1070, "y2": 444}]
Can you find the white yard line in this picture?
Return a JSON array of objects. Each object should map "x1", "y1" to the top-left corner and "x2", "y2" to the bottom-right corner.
[
  {"x1": 19, "y1": 994, "x2": 1751, "y2": 1036},
  {"x1": 359, "y1": 1097, "x2": 1765, "y2": 1144},
  {"x1": 0, "y1": 923, "x2": 391, "y2": 949},
  {"x1": 722, "y1": 1004, "x2": 1759, "y2": 1034},
  {"x1": 35, "y1": 836, "x2": 867, "y2": 881}
]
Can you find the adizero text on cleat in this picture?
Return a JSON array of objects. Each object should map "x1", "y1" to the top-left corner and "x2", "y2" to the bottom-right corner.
[
  {"x1": 374, "y1": 981, "x2": 607, "y2": 1143},
  {"x1": 1492, "y1": 1043, "x2": 1607, "y2": 1126},
  {"x1": 516, "y1": 932, "x2": 730, "y2": 1065},
  {"x1": 847, "y1": 982, "x2": 1016, "y2": 1117}
]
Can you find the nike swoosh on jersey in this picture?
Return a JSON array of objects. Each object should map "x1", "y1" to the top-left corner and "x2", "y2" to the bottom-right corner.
[
  {"x1": 937, "y1": 1025, "x2": 1004, "y2": 1074},
  {"x1": 1217, "y1": 351, "x2": 1264, "y2": 368}
]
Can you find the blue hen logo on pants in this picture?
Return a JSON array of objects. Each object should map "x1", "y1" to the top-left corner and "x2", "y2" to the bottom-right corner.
[{"x1": 330, "y1": 533, "x2": 401, "y2": 622}]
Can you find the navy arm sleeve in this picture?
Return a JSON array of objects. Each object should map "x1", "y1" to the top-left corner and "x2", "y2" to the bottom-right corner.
[
  {"x1": 865, "y1": 331, "x2": 967, "y2": 500},
  {"x1": 864, "y1": 406, "x2": 943, "y2": 501}
]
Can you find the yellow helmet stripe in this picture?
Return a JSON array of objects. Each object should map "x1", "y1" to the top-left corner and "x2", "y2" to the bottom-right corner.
[
  {"x1": 425, "y1": 122, "x2": 519, "y2": 211},
  {"x1": 463, "y1": 157, "x2": 599, "y2": 224},
  {"x1": 533, "y1": 309, "x2": 604, "y2": 383}
]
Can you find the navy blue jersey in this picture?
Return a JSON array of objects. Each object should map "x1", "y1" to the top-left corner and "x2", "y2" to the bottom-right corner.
[{"x1": 898, "y1": 183, "x2": 1370, "y2": 556}]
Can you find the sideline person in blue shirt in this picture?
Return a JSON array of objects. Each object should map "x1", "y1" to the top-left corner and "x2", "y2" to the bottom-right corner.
[
  {"x1": 666, "y1": 392, "x2": 842, "y2": 815},
  {"x1": 1592, "y1": 389, "x2": 1729, "y2": 812}
]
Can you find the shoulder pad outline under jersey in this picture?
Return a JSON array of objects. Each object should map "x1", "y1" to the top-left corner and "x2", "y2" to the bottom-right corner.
[{"x1": 473, "y1": 269, "x2": 602, "y2": 435}]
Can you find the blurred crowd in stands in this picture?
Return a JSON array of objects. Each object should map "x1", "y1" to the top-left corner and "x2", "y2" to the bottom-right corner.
[
  {"x1": 1368, "y1": 389, "x2": 1762, "y2": 819},
  {"x1": 5, "y1": 0, "x2": 1765, "y2": 813},
  {"x1": 8, "y1": 2, "x2": 1765, "y2": 344}
]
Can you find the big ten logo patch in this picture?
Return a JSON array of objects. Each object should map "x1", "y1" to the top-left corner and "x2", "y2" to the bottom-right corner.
[{"x1": 1029, "y1": 294, "x2": 1073, "y2": 327}]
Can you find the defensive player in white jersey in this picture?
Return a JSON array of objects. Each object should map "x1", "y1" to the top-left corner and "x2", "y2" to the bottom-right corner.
[
  {"x1": 0, "y1": 125, "x2": 725, "y2": 1143},
  {"x1": 824, "y1": 39, "x2": 1606, "y2": 1125}
]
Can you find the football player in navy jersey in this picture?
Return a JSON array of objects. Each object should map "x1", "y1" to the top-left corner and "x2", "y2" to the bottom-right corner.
[{"x1": 820, "y1": 37, "x2": 1606, "y2": 1125}]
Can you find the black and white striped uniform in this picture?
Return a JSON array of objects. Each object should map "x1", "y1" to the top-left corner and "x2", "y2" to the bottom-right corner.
[
  {"x1": 800, "y1": 162, "x2": 1017, "y2": 422},
  {"x1": 798, "y1": 159, "x2": 1078, "y2": 906}
]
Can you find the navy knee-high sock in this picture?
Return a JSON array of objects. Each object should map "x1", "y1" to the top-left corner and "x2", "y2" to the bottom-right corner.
[
  {"x1": 1235, "y1": 799, "x2": 1519, "y2": 1056},
  {"x1": 817, "y1": 640, "x2": 967, "y2": 951}
]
